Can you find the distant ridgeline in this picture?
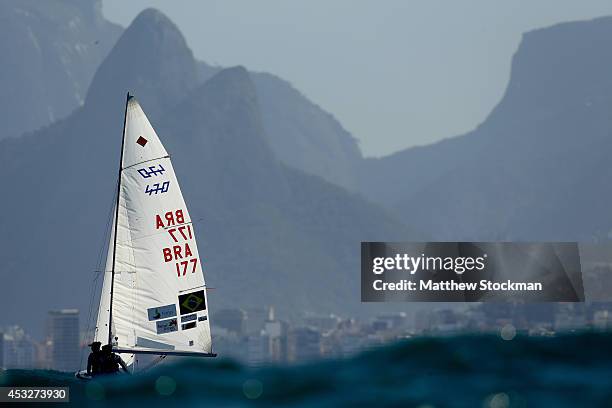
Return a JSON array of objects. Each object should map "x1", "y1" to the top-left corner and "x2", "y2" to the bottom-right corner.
[{"x1": 357, "y1": 17, "x2": 612, "y2": 243}]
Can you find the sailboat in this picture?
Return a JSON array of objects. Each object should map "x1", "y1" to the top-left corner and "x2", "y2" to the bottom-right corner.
[{"x1": 77, "y1": 93, "x2": 215, "y2": 378}]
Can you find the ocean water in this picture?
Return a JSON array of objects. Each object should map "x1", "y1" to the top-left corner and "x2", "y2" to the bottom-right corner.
[{"x1": 2, "y1": 332, "x2": 612, "y2": 407}]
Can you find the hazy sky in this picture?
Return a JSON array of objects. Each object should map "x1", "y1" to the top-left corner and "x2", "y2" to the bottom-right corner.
[{"x1": 103, "y1": 1, "x2": 612, "y2": 157}]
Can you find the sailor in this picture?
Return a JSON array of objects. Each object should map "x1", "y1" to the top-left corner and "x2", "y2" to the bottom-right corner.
[
  {"x1": 86, "y1": 341, "x2": 103, "y2": 376},
  {"x1": 100, "y1": 344, "x2": 130, "y2": 374}
]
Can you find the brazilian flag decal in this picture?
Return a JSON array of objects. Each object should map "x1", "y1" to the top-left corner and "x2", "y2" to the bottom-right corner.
[{"x1": 178, "y1": 290, "x2": 206, "y2": 315}]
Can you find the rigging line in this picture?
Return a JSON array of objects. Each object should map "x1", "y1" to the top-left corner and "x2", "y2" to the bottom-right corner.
[
  {"x1": 86, "y1": 183, "x2": 116, "y2": 328},
  {"x1": 81, "y1": 181, "x2": 118, "y2": 367},
  {"x1": 80, "y1": 272, "x2": 103, "y2": 368},
  {"x1": 95, "y1": 181, "x2": 119, "y2": 278}
]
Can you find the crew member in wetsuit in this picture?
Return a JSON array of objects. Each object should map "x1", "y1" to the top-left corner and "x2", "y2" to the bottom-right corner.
[
  {"x1": 100, "y1": 344, "x2": 130, "y2": 374},
  {"x1": 86, "y1": 341, "x2": 103, "y2": 376}
]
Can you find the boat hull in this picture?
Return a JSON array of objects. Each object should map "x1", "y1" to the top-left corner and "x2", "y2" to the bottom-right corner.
[{"x1": 75, "y1": 370, "x2": 92, "y2": 381}]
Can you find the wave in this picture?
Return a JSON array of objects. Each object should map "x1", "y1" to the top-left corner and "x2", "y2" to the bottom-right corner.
[{"x1": 2, "y1": 332, "x2": 612, "y2": 407}]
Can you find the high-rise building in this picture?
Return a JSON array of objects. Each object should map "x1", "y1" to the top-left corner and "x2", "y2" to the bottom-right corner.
[
  {"x1": 48, "y1": 309, "x2": 80, "y2": 372},
  {"x1": 34, "y1": 338, "x2": 53, "y2": 369},
  {"x1": 288, "y1": 327, "x2": 321, "y2": 362},
  {"x1": 2, "y1": 326, "x2": 36, "y2": 369},
  {"x1": 263, "y1": 307, "x2": 288, "y2": 362},
  {"x1": 247, "y1": 333, "x2": 269, "y2": 366}
]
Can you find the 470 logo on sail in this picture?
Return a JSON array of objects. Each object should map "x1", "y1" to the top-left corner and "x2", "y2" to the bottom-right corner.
[
  {"x1": 156, "y1": 209, "x2": 199, "y2": 277},
  {"x1": 138, "y1": 164, "x2": 171, "y2": 196}
]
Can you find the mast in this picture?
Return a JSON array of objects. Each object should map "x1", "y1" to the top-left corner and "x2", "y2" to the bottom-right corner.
[{"x1": 108, "y1": 92, "x2": 131, "y2": 345}]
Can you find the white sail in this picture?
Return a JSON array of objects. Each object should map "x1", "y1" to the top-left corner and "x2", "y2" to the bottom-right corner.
[{"x1": 94, "y1": 96, "x2": 211, "y2": 362}]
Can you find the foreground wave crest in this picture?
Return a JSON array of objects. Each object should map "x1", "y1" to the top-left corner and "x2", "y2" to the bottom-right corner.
[{"x1": 2, "y1": 332, "x2": 611, "y2": 407}]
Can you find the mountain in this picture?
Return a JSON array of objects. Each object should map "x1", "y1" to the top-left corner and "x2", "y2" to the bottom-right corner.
[
  {"x1": 0, "y1": 0, "x2": 121, "y2": 140},
  {"x1": 85, "y1": 8, "x2": 199, "y2": 120},
  {"x1": 196, "y1": 66, "x2": 364, "y2": 189},
  {"x1": 359, "y1": 16, "x2": 612, "y2": 241},
  {"x1": 0, "y1": 10, "x2": 417, "y2": 336},
  {"x1": 0, "y1": 1, "x2": 362, "y2": 190},
  {"x1": 251, "y1": 72, "x2": 362, "y2": 189}
]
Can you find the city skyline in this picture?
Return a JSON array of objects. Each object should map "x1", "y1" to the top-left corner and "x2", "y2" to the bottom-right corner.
[{"x1": 3, "y1": 301, "x2": 612, "y2": 371}]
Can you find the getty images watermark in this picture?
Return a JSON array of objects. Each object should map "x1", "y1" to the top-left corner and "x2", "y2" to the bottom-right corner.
[{"x1": 361, "y1": 242, "x2": 585, "y2": 302}]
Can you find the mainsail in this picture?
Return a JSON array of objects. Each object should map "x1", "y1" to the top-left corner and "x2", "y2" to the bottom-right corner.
[{"x1": 93, "y1": 95, "x2": 213, "y2": 365}]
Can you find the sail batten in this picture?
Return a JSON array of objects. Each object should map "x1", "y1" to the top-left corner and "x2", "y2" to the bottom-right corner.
[
  {"x1": 94, "y1": 96, "x2": 212, "y2": 363},
  {"x1": 122, "y1": 155, "x2": 171, "y2": 171}
]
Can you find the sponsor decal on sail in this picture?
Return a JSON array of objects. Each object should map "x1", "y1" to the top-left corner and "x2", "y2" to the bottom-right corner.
[
  {"x1": 156, "y1": 318, "x2": 178, "y2": 335},
  {"x1": 147, "y1": 304, "x2": 177, "y2": 321},
  {"x1": 182, "y1": 322, "x2": 197, "y2": 331},
  {"x1": 179, "y1": 290, "x2": 206, "y2": 315},
  {"x1": 181, "y1": 314, "x2": 197, "y2": 323}
]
